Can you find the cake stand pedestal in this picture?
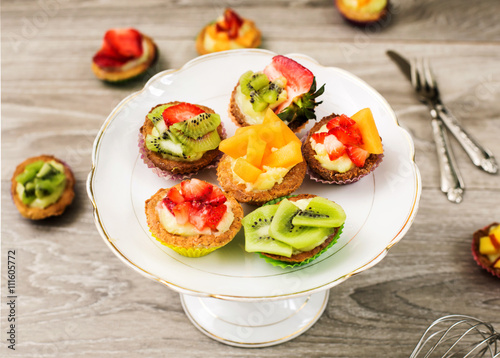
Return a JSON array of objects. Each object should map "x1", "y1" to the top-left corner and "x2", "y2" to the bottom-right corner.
[{"x1": 180, "y1": 290, "x2": 329, "y2": 347}]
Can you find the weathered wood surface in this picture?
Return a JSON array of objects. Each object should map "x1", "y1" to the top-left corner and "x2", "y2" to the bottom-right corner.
[{"x1": 2, "y1": 0, "x2": 500, "y2": 357}]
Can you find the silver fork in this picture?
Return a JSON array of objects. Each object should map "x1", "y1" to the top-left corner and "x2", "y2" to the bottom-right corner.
[{"x1": 411, "y1": 58, "x2": 465, "y2": 203}]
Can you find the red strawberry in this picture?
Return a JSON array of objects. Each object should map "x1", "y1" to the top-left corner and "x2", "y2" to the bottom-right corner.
[
  {"x1": 172, "y1": 202, "x2": 191, "y2": 225},
  {"x1": 207, "y1": 186, "x2": 227, "y2": 206},
  {"x1": 181, "y1": 179, "x2": 213, "y2": 202},
  {"x1": 346, "y1": 145, "x2": 369, "y2": 167},
  {"x1": 188, "y1": 203, "x2": 211, "y2": 231},
  {"x1": 205, "y1": 204, "x2": 227, "y2": 230},
  {"x1": 324, "y1": 135, "x2": 346, "y2": 161},
  {"x1": 167, "y1": 187, "x2": 184, "y2": 204},
  {"x1": 161, "y1": 197, "x2": 177, "y2": 215},
  {"x1": 328, "y1": 125, "x2": 363, "y2": 147},
  {"x1": 162, "y1": 102, "x2": 205, "y2": 128},
  {"x1": 263, "y1": 55, "x2": 314, "y2": 113},
  {"x1": 326, "y1": 114, "x2": 356, "y2": 130},
  {"x1": 311, "y1": 132, "x2": 328, "y2": 144},
  {"x1": 216, "y1": 8, "x2": 243, "y2": 39},
  {"x1": 105, "y1": 28, "x2": 143, "y2": 58}
]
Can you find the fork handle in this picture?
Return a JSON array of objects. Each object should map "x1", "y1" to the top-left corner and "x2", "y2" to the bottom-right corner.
[
  {"x1": 434, "y1": 103, "x2": 498, "y2": 174},
  {"x1": 430, "y1": 116, "x2": 465, "y2": 203}
]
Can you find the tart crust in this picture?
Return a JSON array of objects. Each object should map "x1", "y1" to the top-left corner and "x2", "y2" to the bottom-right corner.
[
  {"x1": 91, "y1": 35, "x2": 158, "y2": 82},
  {"x1": 216, "y1": 154, "x2": 307, "y2": 206},
  {"x1": 145, "y1": 186, "x2": 243, "y2": 250},
  {"x1": 11, "y1": 155, "x2": 75, "y2": 220},
  {"x1": 261, "y1": 194, "x2": 341, "y2": 263},
  {"x1": 303, "y1": 115, "x2": 382, "y2": 183},
  {"x1": 140, "y1": 102, "x2": 224, "y2": 175}
]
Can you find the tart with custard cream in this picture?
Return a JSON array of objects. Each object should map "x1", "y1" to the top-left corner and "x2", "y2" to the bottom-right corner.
[
  {"x1": 196, "y1": 8, "x2": 261, "y2": 55},
  {"x1": 303, "y1": 108, "x2": 384, "y2": 184},
  {"x1": 145, "y1": 179, "x2": 243, "y2": 257},
  {"x1": 92, "y1": 28, "x2": 158, "y2": 82},
  {"x1": 217, "y1": 109, "x2": 306, "y2": 205}
]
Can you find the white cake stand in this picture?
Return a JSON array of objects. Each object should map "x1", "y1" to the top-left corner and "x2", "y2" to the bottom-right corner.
[{"x1": 87, "y1": 49, "x2": 421, "y2": 347}]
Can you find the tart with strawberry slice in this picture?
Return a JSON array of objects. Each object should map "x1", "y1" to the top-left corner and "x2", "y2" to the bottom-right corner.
[
  {"x1": 145, "y1": 179, "x2": 243, "y2": 257},
  {"x1": 139, "y1": 101, "x2": 225, "y2": 178},
  {"x1": 92, "y1": 28, "x2": 158, "y2": 82},
  {"x1": 229, "y1": 55, "x2": 325, "y2": 133},
  {"x1": 303, "y1": 108, "x2": 383, "y2": 184},
  {"x1": 472, "y1": 222, "x2": 500, "y2": 278},
  {"x1": 196, "y1": 8, "x2": 261, "y2": 55}
]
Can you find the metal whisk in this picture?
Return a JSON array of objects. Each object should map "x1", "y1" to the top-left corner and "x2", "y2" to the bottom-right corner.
[{"x1": 409, "y1": 315, "x2": 500, "y2": 358}]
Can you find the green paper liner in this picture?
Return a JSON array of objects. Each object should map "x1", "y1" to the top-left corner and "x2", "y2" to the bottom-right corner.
[
  {"x1": 255, "y1": 195, "x2": 344, "y2": 269},
  {"x1": 258, "y1": 224, "x2": 343, "y2": 269}
]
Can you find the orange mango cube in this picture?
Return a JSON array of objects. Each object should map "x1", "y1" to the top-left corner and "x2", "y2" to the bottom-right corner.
[
  {"x1": 351, "y1": 108, "x2": 383, "y2": 154},
  {"x1": 246, "y1": 132, "x2": 267, "y2": 168},
  {"x1": 262, "y1": 141, "x2": 303, "y2": 168},
  {"x1": 233, "y1": 158, "x2": 262, "y2": 183}
]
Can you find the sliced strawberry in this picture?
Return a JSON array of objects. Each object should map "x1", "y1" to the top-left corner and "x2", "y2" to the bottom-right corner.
[
  {"x1": 188, "y1": 203, "x2": 210, "y2": 231},
  {"x1": 326, "y1": 114, "x2": 356, "y2": 130},
  {"x1": 346, "y1": 145, "x2": 369, "y2": 167},
  {"x1": 311, "y1": 132, "x2": 328, "y2": 144},
  {"x1": 216, "y1": 8, "x2": 243, "y2": 39},
  {"x1": 207, "y1": 186, "x2": 227, "y2": 206},
  {"x1": 105, "y1": 28, "x2": 143, "y2": 58},
  {"x1": 324, "y1": 135, "x2": 346, "y2": 161},
  {"x1": 206, "y1": 204, "x2": 227, "y2": 230},
  {"x1": 162, "y1": 102, "x2": 205, "y2": 128},
  {"x1": 180, "y1": 179, "x2": 213, "y2": 202},
  {"x1": 167, "y1": 187, "x2": 185, "y2": 204},
  {"x1": 328, "y1": 125, "x2": 363, "y2": 147},
  {"x1": 172, "y1": 202, "x2": 191, "y2": 225},
  {"x1": 161, "y1": 197, "x2": 177, "y2": 215}
]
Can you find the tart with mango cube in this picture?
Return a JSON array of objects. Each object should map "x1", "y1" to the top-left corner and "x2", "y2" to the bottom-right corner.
[
  {"x1": 11, "y1": 155, "x2": 75, "y2": 220},
  {"x1": 196, "y1": 8, "x2": 261, "y2": 55},
  {"x1": 139, "y1": 101, "x2": 225, "y2": 178},
  {"x1": 145, "y1": 179, "x2": 243, "y2": 257},
  {"x1": 302, "y1": 108, "x2": 384, "y2": 184},
  {"x1": 217, "y1": 109, "x2": 306, "y2": 205},
  {"x1": 92, "y1": 28, "x2": 158, "y2": 82},
  {"x1": 229, "y1": 55, "x2": 325, "y2": 133},
  {"x1": 472, "y1": 222, "x2": 500, "y2": 278}
]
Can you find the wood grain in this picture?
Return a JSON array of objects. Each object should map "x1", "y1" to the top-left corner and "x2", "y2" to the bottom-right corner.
[{"x1": 2, "y1": 0, "x2": 500, "y2": 356}]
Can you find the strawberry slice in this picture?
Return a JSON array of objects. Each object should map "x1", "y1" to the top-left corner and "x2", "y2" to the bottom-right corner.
[
  {"x1": 167, "y1": 187, "x2": 185, "y2": 204},
  {"x1": 326, "y1": 114, "x2": 356, "y2": 130},
  {"x1": 205, "y1": 204, "x2": 227, "y2": 230},
  {"x1": 216, "y1": 8, "x2": 244, "y2": 39},
  {"x1": 324, "y1": 135, "x2": 346, "y2": 161},
  {"x1": 181, "y1": 178, "x2": 213, "y2": 202},
  {"x1": 311, "y1": 132, "x2": 328, "y2": 144},
  {"x1": 346, "y1": 145, "x2": 369, "y2": 167},
  {"x1": 162, "y1": 197, "x2": 177, "y2": 215},
  {"x1": 207, "y1": 186, "x2": 227, "y2": 206},
  {"x1": 263, "y1": 55, "x2": 314, "y2": 113},
  {"x1": 172, "y1": 202, "x2": 191, "y2": 225},
  {"x1": 105, "y1": 28, "x2": 143, "y2": 58},
  {"x1": 328, "y1": 125, "x2": 363, "y2": 147},
  {"x1": 188, "y1": 203, "x2": 211, "y2": 231},
  {"x1": 162, "y1": 102, "x2": 205, "y2": 128}
]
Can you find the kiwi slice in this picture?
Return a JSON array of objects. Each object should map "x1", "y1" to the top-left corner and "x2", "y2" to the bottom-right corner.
[
  {"x1": 170, "y1": 113, "x2": 221, "y2": 139},
  {"x1": 145, "y1": 134, "x2": 185, "y2": 157},
  {"x1": 292, "y1": 197, "x2": 346, "y2": 228},
  {"x1": 249, "y1": 91, "x2": 269, "y2": 112},
  {"x1": 147, "y1": 104, "x2": 172, "y2": 133},
  {"x1": 170, "y1": 127, "x2": 221, "y2": 153},
  {"x1": 239, "y1": 71, "x2": 271, "y2": 97},
  {"x1": 15, "y1": 160, "x2": 44, "y2": 185},
  {"x1": 243, "y1": 205, "x2": 293, "y2": 257},
  {"x1": 260, "y1": 82, "x2": 283, "y2": 104},
  {"x1": 269, "y1": 199, "x2": 334, "y2": 251}
]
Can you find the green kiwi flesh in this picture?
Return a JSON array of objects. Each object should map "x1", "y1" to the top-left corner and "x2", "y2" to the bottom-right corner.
[
  {"x1": 169, "y1": 127, "x2": 221, "y2": 153},
  {"x1": 239, "y1": 71, "x2": 285, "y2": 112},
  {"x1": 170, "y1": 113, "x2": 221, "y2": 139},
  {"x1": 291, "y1": 197, "x2": 346, "y2": 227}
]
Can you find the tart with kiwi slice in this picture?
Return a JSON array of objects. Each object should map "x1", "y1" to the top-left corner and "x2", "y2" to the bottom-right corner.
[
  {"x1": 196, "y1": 8, "x2": 261, "y2": 55},
  {"x1": 11, "y1": 155, "x2": 75, "y2": 220},
  {"x1": 472, "y1": 222, "x2": 500, "y2": 278},
  {"x1": 217, "y1": 109, "x2": 306, "y2": 206},
  {"x1": 140, "y1": 101, "x2": 225, "y2": 178},
  {"x1": 145, "y1": 179, "x2": 243, "y2": 257},
  {"x1": 229, "y1": 55, "x2": 325, "y2": 133},
  {"x1": 92, "y1": 28, "x2": 158, "y2": 82},
  {"x1": 242, "y1": 194, "x2": 346, "y2": 267},
  {"x1": 303, "y1": 108, "x2": 384, "y2": 184}
]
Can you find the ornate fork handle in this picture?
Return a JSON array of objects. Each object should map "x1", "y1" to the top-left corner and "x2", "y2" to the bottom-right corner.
[
  {"x1": 430, "y1": 109, "x2": 465, "y2": 203},
  {"x1": 434, "y1": 102, "x2": 498, "y2": 174}
]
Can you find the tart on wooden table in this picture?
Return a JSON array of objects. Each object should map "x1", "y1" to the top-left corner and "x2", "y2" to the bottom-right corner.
[
  {"x1": 229, "y1": 55, "x2": 325, "y2": 133},
  {"x1": 302, "y1": 108, "x2": 383, "y2": 184},
  {"x1": 196, "y1": 8, "x2": 261, "y2": 55},
  {"x1": 242, "y1": 194, "x2": 346, "y2": 268},
  {"x1": 139, "y1": 101, "x2": 224, "y2": 178},
  {"x1": 217, "y1": 109, "x2": 306, "y2": 205},
  {"x1": 472, "y1": 222, "x2": 500, "y2": 278},
  {"x1": 11, "y1": 155, "x2": 75, "y2": 220},
  {"x1": 92, "y1": 28, "x2": 158, "y2": 82},
  {"x1": 335, "y1": 0, "x2": 389, "y2": 26},
  {"x1": 145, "y1": 179, "x2": 243, "y2": 257}
]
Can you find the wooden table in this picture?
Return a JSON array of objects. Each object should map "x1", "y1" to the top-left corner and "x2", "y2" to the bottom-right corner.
[{"x1": 2, "y1": 0, "x2": 500, "y2": 356}]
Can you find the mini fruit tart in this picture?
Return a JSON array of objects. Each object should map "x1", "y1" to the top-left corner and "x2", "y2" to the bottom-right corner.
[
  {"x1": 472, "y1": 222, "x2": 500, "y2": 278},
  {"x1": 145, "y1": 179, "x2": 243, "y2": 257},
  {"x1": 139, "y1": 101, "x2": 225, "y2": 178},
  {"x1": 92, "y1": 28, "x2": 158, "y2": 82},
  {"x1": 229, "y1": 55, "x2": 325, "y2": 133},
  {"x1": 196, "y1": 8, "x2": 261, "y2": 55},
  {"x1": 11, "y1": 155, "x2": 75, "y2": 220},
  {"x1": 217, "y1": 109, "x2": 306, "y2": 205},
  {"x1": 335, "y1": 0, "x2": 389, "y2": 26},
  {"x1": 242, "y1": 194, "x2": 345, "y2": 267},
  {"x1": 303, "y1": 108, "x2": 383, "y2": 184}
]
